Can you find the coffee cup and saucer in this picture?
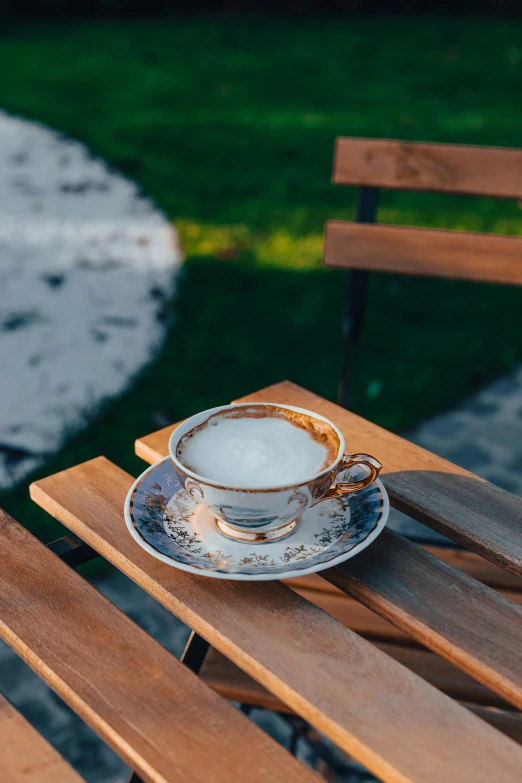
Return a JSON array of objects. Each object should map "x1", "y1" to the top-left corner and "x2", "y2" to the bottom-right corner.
[{"x1": 124, "y1": 403, "x2": 389, "y2": 580}]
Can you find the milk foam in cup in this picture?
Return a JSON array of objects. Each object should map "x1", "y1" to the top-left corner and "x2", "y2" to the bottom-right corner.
[{"x1": 177, "y1": 414, "x2": 331, "y2": 488}]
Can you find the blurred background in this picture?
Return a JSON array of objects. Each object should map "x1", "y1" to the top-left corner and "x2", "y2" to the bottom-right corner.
[{"x1": 0, "y1": 4, "x2": 521, "y2": 781}]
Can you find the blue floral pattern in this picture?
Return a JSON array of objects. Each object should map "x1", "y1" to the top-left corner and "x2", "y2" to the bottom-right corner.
[{"x1": 127, "y1": 459, "x2": 387, "y2": 577}]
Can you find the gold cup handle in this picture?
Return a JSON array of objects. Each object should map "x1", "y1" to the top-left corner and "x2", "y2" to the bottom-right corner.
[{"x1": 318, "y1": 453, "x2": 382, "y2": 503}]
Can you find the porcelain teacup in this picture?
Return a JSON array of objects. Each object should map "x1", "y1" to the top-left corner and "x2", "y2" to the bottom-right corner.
[{"x1": 169, "y1": 402, "x2": 381, "y2": 543}]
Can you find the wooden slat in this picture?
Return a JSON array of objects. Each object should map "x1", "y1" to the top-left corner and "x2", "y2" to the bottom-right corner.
[
  {"x1": 323, "y1": 222, "x2": 522, "y2": 285},
  {"x1": 224, "y1": 381, "x2": 522, "y2": 576},
  {"x1": 201, "y1": 650, "x2": 522, "y2": 743},
  {"x1": 295, "y1": 581, "x2": 522, "y2": 638},
  {"x1": 202, "y1": 644, "x2": 512, "y2": 711},
  {"x1": 291, "y1": 582, "x2": 522, "y2": 643},
  {"x1": 377, "y1": 644, "x2": 514, "y2": 710},
  {"x1": 292, "y1": 586, "x2": 411, "y2": 642},
  {"x1": 0, "y1": 510, "x2": 313, "y2": 783},
  {"x1": 322, "y1": 528, "x2": 522, "y2": 710},
  {"x1": 467, "y1": 706, "x2": 522, "y2": 746},
  {"x1": 0, "y1": 693, "x2": 85, "y2": 783},
  {"x1": 284, "y1": 543, "x2": 522, "y2": 592},
  {"x1": 420, "y1": 547, "x2": 522, "y2": 591},
  {"x1": 31, "y1": 458, "x2": 522, "y2": 783},
  {"x1": 203, "y1": 649, "x2": 522, "y2": 745},
  {"x1": 333, "y1": 138, "x2": 522, "y2": 198}
]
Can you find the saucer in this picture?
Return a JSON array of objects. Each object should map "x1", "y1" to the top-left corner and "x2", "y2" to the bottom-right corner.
[{"x1": 124, "y1": 457, "x2": 389, "y2": 581}]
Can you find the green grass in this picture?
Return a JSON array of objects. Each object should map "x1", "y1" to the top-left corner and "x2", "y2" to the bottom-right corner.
[{"x1": 1, "y1": 17, "x2": 522, "y2": 539}]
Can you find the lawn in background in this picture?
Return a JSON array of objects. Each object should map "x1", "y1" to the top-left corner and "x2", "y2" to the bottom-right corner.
[{"x1": 0, "y1": 17, "x2": 522, "y2": 538}]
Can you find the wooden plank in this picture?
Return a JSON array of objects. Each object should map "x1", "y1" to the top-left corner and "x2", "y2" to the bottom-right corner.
[
  {"x1": 202, "y1": 650, "x2": 522, "y2": 744},
  {"x1": 292, "y1": 586, "x2": 412, "y2": 642},
  {"x1": 202, "y1": 644, "x2": 512, "y2": 711},
  {"x1": 377, "y1": 644, "x2": 514, "y2": 710},
  {"x1": 31, "y1": 458, "x2": 522, "y2": 783},
  {"x1": 0, "y1": 510, "x2": 314, "y2": 783},
  {"x1": 229, "y1": 381, "x2": 522, "y2": 576},
  {"x1": 323, "y1": 222, "x2": 522, "y2": 286},
  {"x1": 333, "y1": 137, "x2": 522, "y2": 198},
  {"x1": 263, "y1": 578, "x2": 522, "y2": 649},
  {"x1": 284, "y1": 545, "x2": 522, "y2": 592},
  {"x1": 421, "y1": 547, "x2": 522, "y2": 591},
  {"x1": 0, "y1": 693, "x2": 85, "y2": 783},
  {"x1": 292, "y1": 582, "x2": 522, "y2": 653},
  {"x1": 135, "y1": 426, "x2": 173, "y2": 465},
  {"x1": 320, "y1": 528, "x2": 522, "y2": 710},
  {"x1": 467, "y1": 706, "x2": 522, "y2": 746}
]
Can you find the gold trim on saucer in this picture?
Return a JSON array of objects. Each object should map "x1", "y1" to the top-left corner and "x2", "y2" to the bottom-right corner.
[{"x1": 215, "y1": 517, "x2": 299, "y2": 544}]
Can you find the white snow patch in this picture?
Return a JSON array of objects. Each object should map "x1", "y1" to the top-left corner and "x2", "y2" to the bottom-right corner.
[{"x1": 0, "y1": 111, "x2": 182, "y2": 488}]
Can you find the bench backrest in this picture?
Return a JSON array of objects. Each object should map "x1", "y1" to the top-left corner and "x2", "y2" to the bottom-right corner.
[{"x1": 324, "y1": 138, "x2": 522, "y2": 285}]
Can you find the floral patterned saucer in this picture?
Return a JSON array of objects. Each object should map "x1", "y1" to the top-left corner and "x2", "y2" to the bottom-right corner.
[{"x1": 124, "y1": 457, "x2": 389, "y2": 581}]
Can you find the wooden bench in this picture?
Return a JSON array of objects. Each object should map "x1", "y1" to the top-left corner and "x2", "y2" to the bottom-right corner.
[
  {"x1": 323, "y1": 138, "x2": 522, "y2": 406},
  {"x1": 28, "y1": 381, "x2": 522, "y2": 782}
]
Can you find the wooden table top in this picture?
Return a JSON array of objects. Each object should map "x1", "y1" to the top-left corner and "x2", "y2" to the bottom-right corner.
[{"x1": 2, "y1": 381, "x2": 522, "y2": 783}]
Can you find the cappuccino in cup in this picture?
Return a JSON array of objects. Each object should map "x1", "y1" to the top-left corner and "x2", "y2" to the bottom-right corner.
[
  {"x1": 169, "y1": 402, "x2": 381, "y2": 543},
  {"x1": 176, "y1": 409, "x2": 336, "y2": 488}
]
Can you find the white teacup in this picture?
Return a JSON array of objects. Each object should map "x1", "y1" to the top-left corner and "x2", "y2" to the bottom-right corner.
[{"x1": 169, "y1": 402, "x2": 381, "y2": 543}]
